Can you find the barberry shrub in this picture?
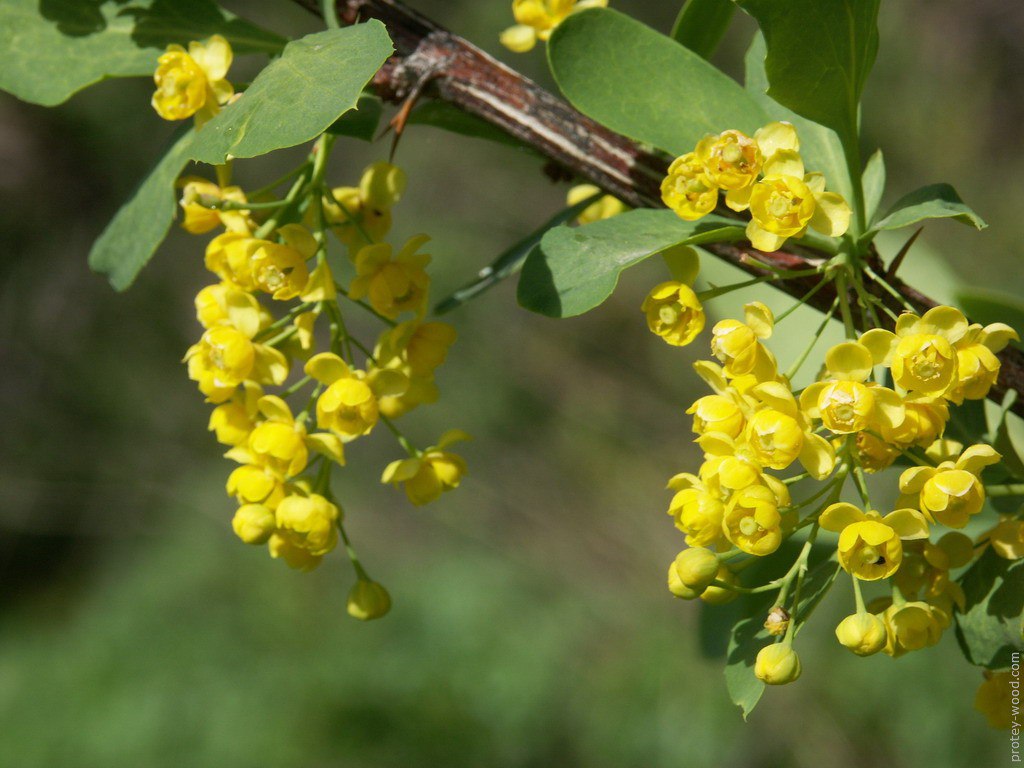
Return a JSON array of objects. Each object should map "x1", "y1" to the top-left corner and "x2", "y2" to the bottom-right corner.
[{"x1": 2, "y1": 0, "x2": 1022, "y2": 724}]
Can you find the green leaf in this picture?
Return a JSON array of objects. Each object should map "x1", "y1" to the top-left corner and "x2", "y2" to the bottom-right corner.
[
  {"x1": 0, "y1": 0, "x2": 285, "y2": 107},
  {"x1": 434, "y1": 193, "x2": 602, "y2": 315},
  {"x1": 517, "y1": 209, "x2": 744, "y2": 318},
  {"x1": 88, "y1": 127, "x2": 194, "y2": 291},
  {"x1": 955, "y1": 549, "x2": 1024, "y2": 669},
  {"x1": 743, "y1": 33, "x2": 851, "y2": 204},
  {"x1": 862, "y1": 149, "x2": 886, "y2": 224},
  {"x1": 736, "y1": 0, "x2": 880, "y2": 151},
  {"x1": 406, "y1": 101, "x2": 527, "y2": 150},
  {"x1": 188, "y1": 23, "x2": 393, "y2": 164},
  {"x1": 671, "y1": 0, "x2": 736, "y2": 59},
  {"x1": 872, "y1": 183, "x2": 987, "y2": 233},
  {"x1": 724, "y1": 613, "x2": 767, "y2": 719},
  {"x1": 326, "y1": 92, "x2": 383, "y2": 141},
  {"x1": 548, "y1": 8, "x2": 767, "y2": 156}
]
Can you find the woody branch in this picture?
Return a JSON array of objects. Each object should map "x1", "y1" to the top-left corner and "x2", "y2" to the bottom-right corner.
[{"x1": 290, "y1": 0, "x2": 1024, "y2": 418}]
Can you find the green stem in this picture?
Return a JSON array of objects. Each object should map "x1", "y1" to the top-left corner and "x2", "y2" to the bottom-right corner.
[
  {"x1": 335, "y1": 284, "x2": 398, "y2": 327},
  {"x1": 380, "y1": 413, "x2": 418, "y2": 457},
  {"x1": 696, "y1": 268, "x2": 820, "y2": 302},
  {"x1": 321, "y1": 0, "x2": 341, "y2": 29},
  {"x1": 836, "y1": 272, "x2": 857, "y2": 339},
  {"x1": 784, "y1": 296, "x2": 839, "y2": 380},
  {"x1": 254, "y1": 168, "x2": 311, "y2": 239},
  {"x1": 338, "y1": 519, "x2": 370, "y2": 581},
  {"x1": 851, "y1": 575, "x2": 867, "y2": 614},
  {"x1": 774, "y1": 275, "x2": 834, "y2": 323},
  {"x1": 281, "y1": 375, "x2": 313, "y2": 398},
  {"x1": 783, "y1": 521, "x2": 821, "y2": 641}
]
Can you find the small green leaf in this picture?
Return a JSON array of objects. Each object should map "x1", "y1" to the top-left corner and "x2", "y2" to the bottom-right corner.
[
  {"x1": 434, "y1": 193, "x2": 601, "y2": 315},
  {"x1": 406, "y1": 101, "x2": 528, "y2": 150},
  {"x1": 955, "y1": 548, "x2": 1024, "y2": 669},
  {"x1": 517, "y1": 210, "x2": 743, "y2": 318},
  {"x1": 743, "y1": 33, "x2": 851, "y2": 204},
  {"x1": 872, "y1": 183, "x2": 987, "y2": 232},
  {"x1": 189, "y1": 23, "x2": 393, "y2": 164},
  {"x1": 0, "y1": 0, "x2": 285, "y2": 107},
  {"x1": 548, "y1": 8, "x2": 767, "y2": 156},
  {"x1": 88, "y1": 127, "x2": 194, "y2": 291},
  {"x1": 325, "y1": 92, "x2": 383, "y2": 141},
  {"x1": 736, "y1": 0, "x2": 880, "y2": 152},
  {"x1": 862, "y1": 149, "x2": 886, "y2": 225},
  {"x1": 671, "y1": 0, "x2": 736, "y2": 59}
]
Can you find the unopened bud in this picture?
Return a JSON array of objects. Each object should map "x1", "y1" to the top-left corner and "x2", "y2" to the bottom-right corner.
[
  {"x1": 835, "y1": 612, "x2": 886, "y2": 656},
  {"x1": 347, "y1": 578, "x2": 392, "y2": 621},
  {"x1": 754, "y1": 643, "x2": 802, "y2": 685},
  {"x1": 231, "y1": 504, "x2": 275, "y2": 545},
  {"x1": 673, "y1": 547, "x2": 720, "y2": 593}
]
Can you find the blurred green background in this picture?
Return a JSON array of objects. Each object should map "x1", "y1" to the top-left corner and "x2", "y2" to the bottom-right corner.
[{"x1": 0, "y1": 1, "x2": 1019, "y2": 765}]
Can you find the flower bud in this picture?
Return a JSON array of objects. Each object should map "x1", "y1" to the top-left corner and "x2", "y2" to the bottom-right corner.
[
  {"x1": 359, "y1": 162, "x2": 406, "y2": 210},
  {"x1": 667, "y1": 562, "x2": 700, "y2": 600},
  {"x1": 347, "y1": 578, "x2": 392, "y2": 621},
  {"x1": 835, "y1": 613, "x2": 886, "y2": 656},
  {"x1": 700, "y1": 565, "x2": 739, "y2": 605},
  {"x1": 231, "y1": 503, "x2": 275, "y2": 545},
  {"x1": 673, "y1": 547, "x2": 720, "y2": 593},
  {"x1": 763, "y1": 605, "x2": 790, "y2": 637},
  {"x1": 754, "y1": 643, "x2": 802, "y2": 685}
]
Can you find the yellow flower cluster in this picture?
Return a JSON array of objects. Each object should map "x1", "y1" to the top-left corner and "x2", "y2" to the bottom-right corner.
[
  {"x1": 161, "y1": 36, "x2": 468, "y2": 616},
  {"x1": 660, "y1": 294, "x2": 1020, "y2": 695},
  {"x1": 661, "y1": 122, "x2": 852, "y2": 252},
  {"x1": 500, "y1": 0, "x2": 608, "y2": 52}
]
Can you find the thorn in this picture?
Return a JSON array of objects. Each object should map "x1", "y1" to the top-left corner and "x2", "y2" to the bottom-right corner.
[{"x1": 886, "y1": 226, "x2": 923, "y2": 280}]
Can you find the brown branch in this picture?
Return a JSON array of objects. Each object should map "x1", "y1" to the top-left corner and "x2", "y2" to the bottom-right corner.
[{"x1": 292, "y1": 0, "x2": 1024, "y2": 419}]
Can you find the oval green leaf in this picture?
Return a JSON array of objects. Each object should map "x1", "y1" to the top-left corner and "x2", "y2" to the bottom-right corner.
[
  {"x1": 872, "y1": 183, "x2": 987, "y2": 233},
  {"x1": 548, "y1": 8, "x2": 767, "y2": 156},
  {"x1": 0, "y1": 0, "x2": 285, "y2": 107},
  {"x1": 188, "y1": 23, "x2": 393, "y2": 164},
  {"x1": 517, "y1": 209, "x2": 744, "y2": 318}
]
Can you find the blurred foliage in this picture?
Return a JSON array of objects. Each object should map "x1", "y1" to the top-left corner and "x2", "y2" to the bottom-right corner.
[{"x1": 0, "y1": 0, "x2": 1018, "y2": 765}]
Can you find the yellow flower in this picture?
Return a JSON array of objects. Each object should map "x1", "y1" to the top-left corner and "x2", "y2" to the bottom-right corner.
[
  {"x1": 194, "y1": 282, "x2": 266, "y2": 337},
  {"x1": 881, "y1": 601, "x2": 946, "y2": 657},
  {"x1": 975, "y1": 671, "x2": 1014, "y2": 730},
  {"x1": 851, "y1": 431, "x2": 900, "y2": 473},
  {"x1": 347, "y1": 579, "x2": 392, "y2": 621},
  {"x1": 723, "y1": 484, "x2": 783, "y2": 556},
  {"x1": 152, "y1": 35, "x2": 233, "y2": 124},
  {"x1": 987, "y1": 517, "x2": 1024, "y2": 560},
  {"x1": 860, "y1": 306, "x2": 971, "y2": 397},
  {"x1": 269, "y1": 493, "x2": 341, "y2": 571},
  {"x1": 744, "y1": 152, "x2": 850, "y2": 252},
  {"x1": 834, "y1": 613, "x2": 886, "y2": 656},
  {"x1": 205, "y1": 232, "x2": 261, "y2": 290},
  {"x1": 898, "y1": 444, "x2": 1000, "y2": 528},
  {"x1": 642, "y1": 281, "x2": 705, "y2": 347},
  {"x1": 754, "y1": 644, "x2": 801, "y2": 685},
  {"x1": 499, "y1": 0, "x2": 607, "y2": 52},
  {"x1": 722, "y1": 121, "x2": 799, "y2": 211},
  {"x1": 661, "y1": 152, "x2": 719, "y2": 221},
  {"x1": 749, "y1": 380, "x2": 837, "y2": 477},
  {"x1": 666, "y1": 472, "x2": 727, "y2": 549},
  {"x1": 350, "y1": 234, "x2": 432, "y2": 319},
  {"x1": 370, "y1": 321, "x2": 456, "y2": 418},
  {"x1": 183, "y1": 323, "x2": 288, "y2": 404},
  {"x1": 250, "y1": 225, "x2": 318, "y2": 300},
  {"x1": 695, "y1": 129, "x2": 762, "y2": 191},
  {"x1": 893, "y1": 534, "x2": 972, "y2": 613},
  {"x1": 567, "y1": 184, "x2": 628, "y2": 223},
  {"x1": 948, "y1": 322, "x2": 1018, "y2": 403},
  {"x1": 799, "y1": 341, "x2": 905, "y2": 435},
  {"x1": 881, "y1": 394, "x2": 949, "y2": 448},
  {"x1": 231, "y1": 503, "x2": 276, "y2": 545},
  {"x1": 710, "y1": 301, "x2": 778, "y2": 380},
  {"x1": 687, "y1": 395, "x2": 745, "y2": 439},
  {"x1": 226, "y1": 464, "x2": 285, "y2": 509},
  {"x1": 382, "y1": 430, "x2": 470, "y2": 506},
  {"x1": 320, "y1": 162, "x2": 406, "y2": 254},
  {"x1": 819, "y1": 502, "x2": 929, "y2": 580},
  {"x1": 208, "y1": 381, "x2": 263, "y2": 446},
  {"x1": 179, "y1": 178, "x2": 251, "y2": 234},
  {"x1": 306, "y1": 353, "x2": 407, "y2": 442}
]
